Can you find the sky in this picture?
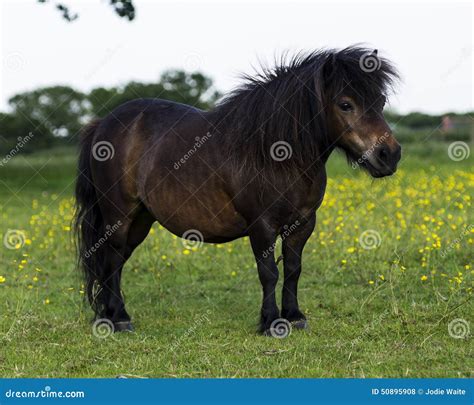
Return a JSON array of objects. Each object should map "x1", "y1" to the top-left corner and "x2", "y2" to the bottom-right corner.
[{"x1": 1, "y1": 0, "x2": 472, "y2": 114}]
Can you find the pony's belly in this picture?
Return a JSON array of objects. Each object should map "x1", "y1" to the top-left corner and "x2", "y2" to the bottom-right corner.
[{"x1": 147, "y1": 188, "x2": 248, "y2": 242}]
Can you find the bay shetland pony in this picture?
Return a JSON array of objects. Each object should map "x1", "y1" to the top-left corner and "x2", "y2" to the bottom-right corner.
[{"x1": 75, "y1": 47, "x2": 401, "y2": 335}]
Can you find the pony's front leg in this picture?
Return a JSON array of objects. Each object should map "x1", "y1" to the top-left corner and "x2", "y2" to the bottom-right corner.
[
  {"x1": 281, "y1": 215, "x2": 315, "y2": 329},
  {"x1": 248, "y1": 222, "x2": 280, "y2": 335}
]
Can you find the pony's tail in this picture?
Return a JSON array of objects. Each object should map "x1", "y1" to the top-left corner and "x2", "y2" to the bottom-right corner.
[{"x1": 74, "y1": 119, "x2": 103, "y2": 315}]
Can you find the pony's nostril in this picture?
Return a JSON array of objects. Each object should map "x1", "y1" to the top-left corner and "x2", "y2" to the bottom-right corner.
[{"x1": 378, "y1": 145, "x2": 389, "y2": 162}]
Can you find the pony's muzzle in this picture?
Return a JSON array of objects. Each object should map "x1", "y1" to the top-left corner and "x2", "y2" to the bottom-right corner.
[{"x1": 373, "y1": 143, "x2": 401, "y2": 176}]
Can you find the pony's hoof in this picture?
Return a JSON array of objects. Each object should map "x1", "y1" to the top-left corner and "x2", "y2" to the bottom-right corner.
[
  {"x1": 291, "y1": 319, "x2": 308, "y2": 330},
  {"x1": 114, "y1": 321, "x2": 134, "y2": 332}
]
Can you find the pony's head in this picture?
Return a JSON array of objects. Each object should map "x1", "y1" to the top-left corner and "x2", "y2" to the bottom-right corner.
[
  {"x1": 213, "y1": 46, "x2": 401, "y2": 179},
  {"x1": 321, "y1": 47, "x2": 401, "y2": 177}
]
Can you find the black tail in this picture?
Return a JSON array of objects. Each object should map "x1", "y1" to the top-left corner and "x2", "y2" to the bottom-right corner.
[{"x1": 74, "y1": 119, "x2": 103, "y2": 315}]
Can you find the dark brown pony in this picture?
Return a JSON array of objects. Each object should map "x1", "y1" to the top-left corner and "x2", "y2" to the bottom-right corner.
[{"x1": 75, "y1": 46, "x2": 401, "y2": 335}]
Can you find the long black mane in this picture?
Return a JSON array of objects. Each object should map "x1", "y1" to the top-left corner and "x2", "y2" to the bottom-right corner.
[{"x1": 211, "y1": 46, "x2": 399, "y2": 180}]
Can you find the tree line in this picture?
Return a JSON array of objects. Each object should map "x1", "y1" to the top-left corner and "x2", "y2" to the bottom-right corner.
[
  {"x1": 0, "y1": 70, "x2": 472, "y2": 154},
  {"x1": 0, "y1": 71, "x2": 220, "y2": 153}
]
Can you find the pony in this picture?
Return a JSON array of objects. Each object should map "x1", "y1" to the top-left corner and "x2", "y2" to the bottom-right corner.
[{"x1": 75, "y1": 46, "x2": 401, "y2": 335}]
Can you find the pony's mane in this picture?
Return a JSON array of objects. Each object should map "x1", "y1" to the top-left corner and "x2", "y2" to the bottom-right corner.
[{"x1": 210, "y1": 46, "x2": 399, "y2": 180}]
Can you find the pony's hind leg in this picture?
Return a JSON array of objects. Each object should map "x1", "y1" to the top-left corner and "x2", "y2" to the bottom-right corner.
[{"x1": 98, "y1": 208, "x2": 154, "y2": 332}]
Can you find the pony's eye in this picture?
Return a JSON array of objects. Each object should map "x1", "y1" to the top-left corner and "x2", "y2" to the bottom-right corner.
[{"x1": 338, "y1": 102, "x2": 353, "y2": 112}]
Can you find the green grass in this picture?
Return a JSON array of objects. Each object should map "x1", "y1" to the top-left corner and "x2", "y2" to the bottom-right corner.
[{"x1": 0, "y1": 143, "x2": 472, "y2": 378}]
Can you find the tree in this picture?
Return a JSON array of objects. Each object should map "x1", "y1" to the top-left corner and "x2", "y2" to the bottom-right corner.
[
  {"x1": 37, "y1": 0, "x2": 135, "y2": 22},
  {"x1": 8, "y1": 86, "x2": 89, "y2": 140},
  {"x1": 1, "y1": 70, "x2": 221, "y2": 152},
  {"x1": 88, "y1": 71, "x2": 221, "y2": 117}
]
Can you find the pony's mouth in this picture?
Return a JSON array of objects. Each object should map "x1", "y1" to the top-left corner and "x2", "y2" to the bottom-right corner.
[{"x1": 360, "y1": 159, "x2": 397, "y2": 178}]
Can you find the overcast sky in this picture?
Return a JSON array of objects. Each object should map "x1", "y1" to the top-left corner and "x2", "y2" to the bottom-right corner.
[{"x1": 1, "y1": 0, "x2": 472, "y2": 114}]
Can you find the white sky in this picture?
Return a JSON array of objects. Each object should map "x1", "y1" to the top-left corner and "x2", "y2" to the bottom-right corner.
[{"x1": 1, "y1": 0, "x2": 472, "y2": 114}]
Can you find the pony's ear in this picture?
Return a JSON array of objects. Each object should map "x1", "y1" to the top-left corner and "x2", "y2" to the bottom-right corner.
[{"x1": 372, "y1": 49, "x2": 378, "y2": 56}]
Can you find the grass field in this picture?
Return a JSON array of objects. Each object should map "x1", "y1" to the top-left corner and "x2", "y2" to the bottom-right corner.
[{"x1": 0, "y1": 143, "x2": 472, "y2": 378}]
